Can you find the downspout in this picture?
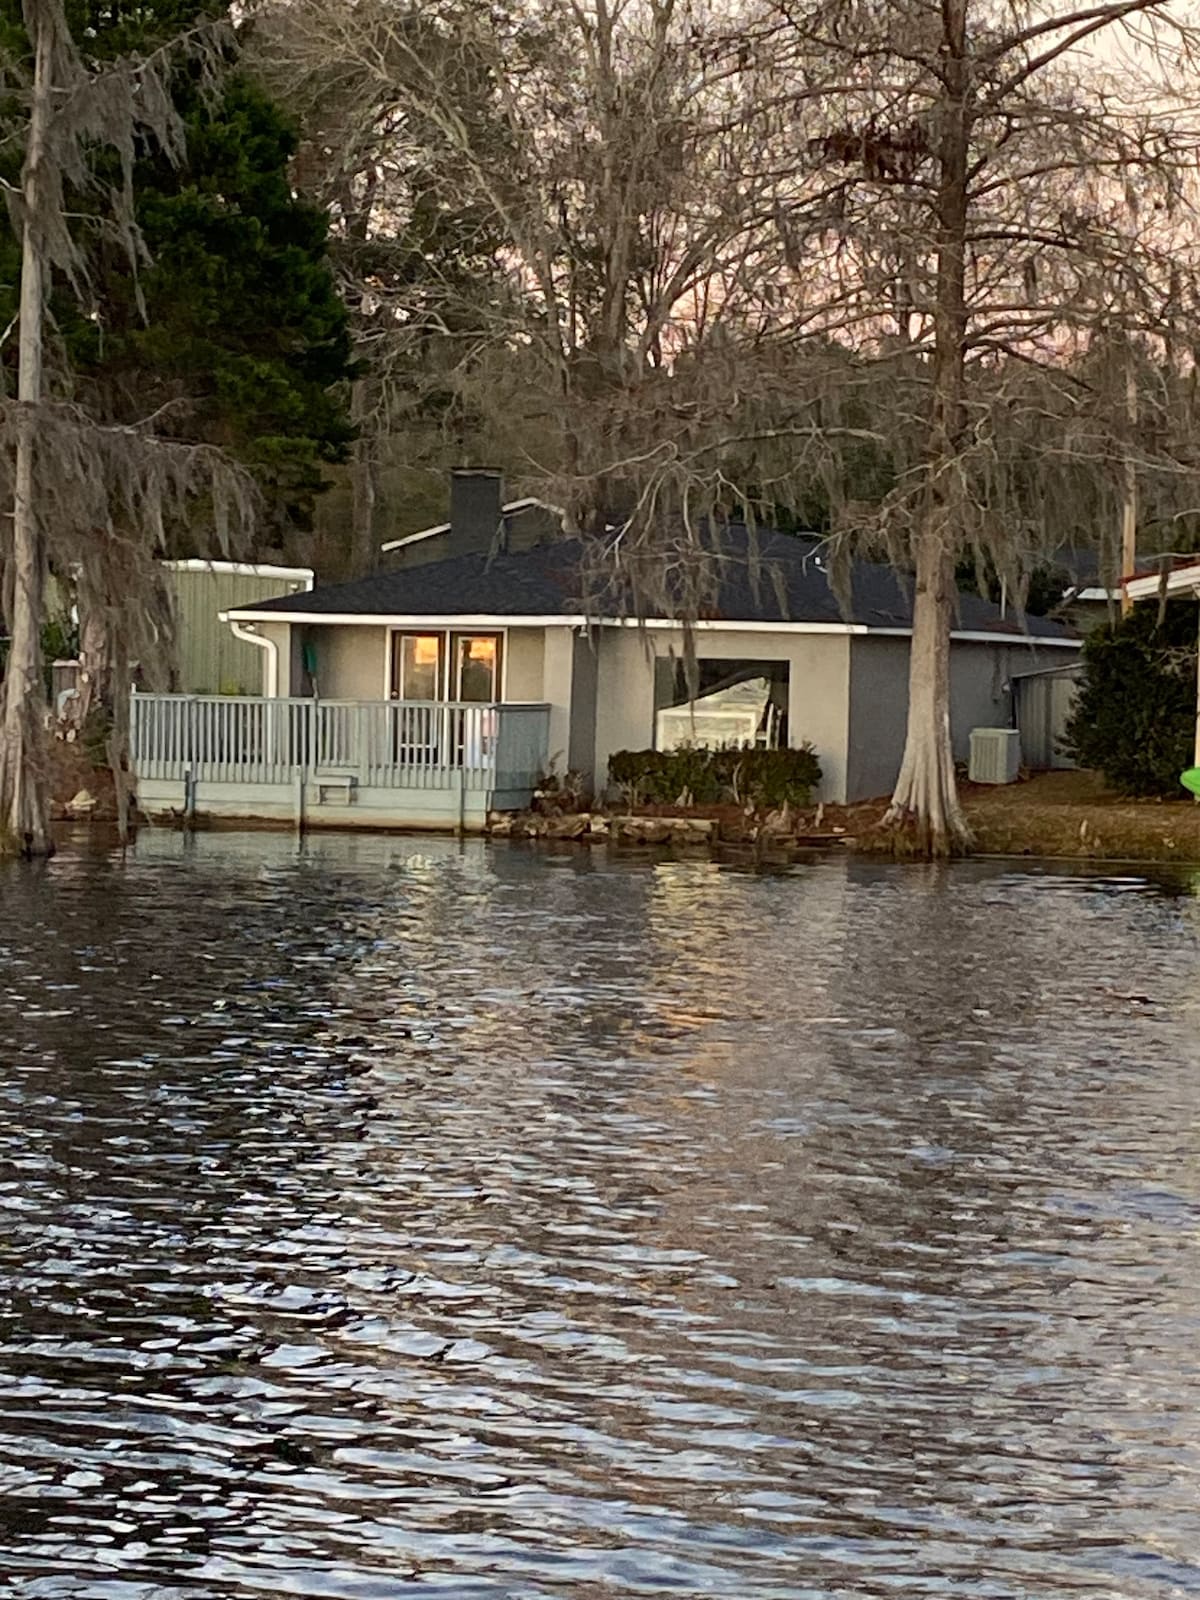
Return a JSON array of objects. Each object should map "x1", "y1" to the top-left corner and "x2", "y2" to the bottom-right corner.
[
  {"x1": 226, "y1": 618, "x2": 286, "y2": 795},
  {"x1": 226, "y1": 618, "x2": 279, "y2": 698}
]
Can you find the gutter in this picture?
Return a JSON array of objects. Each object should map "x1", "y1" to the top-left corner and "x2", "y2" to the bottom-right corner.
[
  {"x1": 225, "y1": 617, "x2": 279, "y2": 697},
  {"x1": 1008, "y1": 660, "x2": 1084, "y2": 681},
  {"x1": 163, "y1": 559, "x2": 314, "y2": 585}
]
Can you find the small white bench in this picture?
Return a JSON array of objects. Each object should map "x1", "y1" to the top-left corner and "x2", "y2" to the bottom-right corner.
[{"x1": 313, "y1": 771, "x2": 358, "y2": 804}]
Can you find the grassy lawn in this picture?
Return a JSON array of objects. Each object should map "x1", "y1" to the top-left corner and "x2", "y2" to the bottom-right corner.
[
  {"x1": 829, "y1": 770, "x2": 1200, "y2": 863},
  {"x1": 964, "y1": 770, "x2": 1200, "y2": 862}
]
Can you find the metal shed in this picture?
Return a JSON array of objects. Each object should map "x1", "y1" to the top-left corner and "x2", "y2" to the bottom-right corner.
[
  {"x1": 162, "y1": 561, "x2": 312, "y2": 694},
  {"x1": 1012, "y1": 661, "x2": 1082, "y2": 770}
]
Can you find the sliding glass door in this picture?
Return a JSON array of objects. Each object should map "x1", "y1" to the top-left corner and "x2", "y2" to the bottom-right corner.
[
  {"x1": 387, "y1": 631, "x2": 503, "y2": 769},
  {"x1": 389, "y1": 633, "x2": 502, "y2": 702},
  {"x1": 389, "y1": 634, "x2": 443, "y2": 763}
]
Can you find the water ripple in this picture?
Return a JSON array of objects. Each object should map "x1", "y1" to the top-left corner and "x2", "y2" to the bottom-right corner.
[{"x1": 1, "y1": 836, "x2": 1199, "y2": 1596}]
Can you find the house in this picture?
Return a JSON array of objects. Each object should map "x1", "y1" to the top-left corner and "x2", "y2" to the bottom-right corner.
[
  {"x1": 1055, "y1": 546, "x2": 1119, "y2": 629},
  {"x1": 127, "y1": 471, "x2": 1080, "y2": 830},
  {"x1": 379, "y1": 471, "x2": 562, "y2": 568}
]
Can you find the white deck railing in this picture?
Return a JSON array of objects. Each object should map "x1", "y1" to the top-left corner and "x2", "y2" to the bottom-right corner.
[{"x1": 131, "y1": 694, "x2": 550, "y2": 793}]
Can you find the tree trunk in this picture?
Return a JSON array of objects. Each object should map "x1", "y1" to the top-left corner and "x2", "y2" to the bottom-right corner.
[
  {"x1": 883, "y1": 530, "x2": 970, "y2": 854},
  {"x1": 350, "y1": 438, "x2": 377, "y2": 574},
  {"x1": 106, "y1": 630, "x2": 133, "y2": 846},
  {"x1": 881, "y1": 0, "x2": 972, "y2": 857},
  {"x1": 0, "y1": 14, "x2": 52, "y2": 857},
  {"x1": 75, "y1": 589, "x2": 110, "y2": 726}
]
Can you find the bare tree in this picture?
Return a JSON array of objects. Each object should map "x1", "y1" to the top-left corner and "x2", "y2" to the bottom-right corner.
[
  {"x1": 762, "y1": 0, "x2": 1200, "y2": 851},
  {"x1": 258, "y1": 1, "x2": 842, "y2": 552},
  {"x1": 0, "y1": 0, "x2": 255, "y2": 856},
  {"x1": 265, "y1": 2, "x2": 524, "y2": 569},
  {"x1": 264, "y1": 0, "x2": 1200, "y2": 854}
]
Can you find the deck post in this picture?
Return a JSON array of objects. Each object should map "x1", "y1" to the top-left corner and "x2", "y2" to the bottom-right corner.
[
  {"x1": 356, "y1": 701, "x2": 370, "y2": 789},
  {"x1": 294, "y1": 771, "x2": 305, "y2": 835}
]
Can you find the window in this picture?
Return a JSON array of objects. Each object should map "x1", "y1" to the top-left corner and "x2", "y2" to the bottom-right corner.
[
  {"x1": 654, "y1": 658, "x2": 789, "y2": 750},
  {"x1": 454, "y1": 634, "x2": 502, "y2": 702},
  {"x1": 389, "y1": 632, "x2": 504, "y2": 704},
  {"x1": 392, "y1": 633, "x2": 443, "y2": 700}
]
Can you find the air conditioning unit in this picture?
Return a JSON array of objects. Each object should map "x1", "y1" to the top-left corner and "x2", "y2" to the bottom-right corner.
[{"x1": 969, "y1": 727, "x2": 1021, "y2": 785}]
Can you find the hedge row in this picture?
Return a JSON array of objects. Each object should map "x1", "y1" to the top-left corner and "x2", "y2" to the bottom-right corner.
[{"x1": 608, "y1": 745, "x2": 822, "y2": 809}]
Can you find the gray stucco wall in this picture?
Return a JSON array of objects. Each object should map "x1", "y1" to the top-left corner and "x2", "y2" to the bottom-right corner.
[
  {"x1": 506, "y1": 627, "x2": 545, "y2": 699},
  {"x1": 568, "y1": 633, "x2": 599, "y2": 784},
  {"x1": 847, "y1": 637, "x2": 1078, "y2": 800},
  {"x1": 590, "y1": 627, "x2": 853, "y2": 803},
  {"x1": 846, "y1": 636, "x2": 910, "y2": 801},
  {"x1": 542, "y1": 627, "x2": 576, "y2": 772},
  {"x1": 280, "y1": 624, "x2": 546, "y2": 704},
  {"x1": 948, "y1": 640, "x2": 1016, "y2": 758},
  {"x1": 314, "y1": 625, "x2": 389, "y2": 700},
  {"x1": 252, "y1": 618, "x2": 1076, "y2": 807}
]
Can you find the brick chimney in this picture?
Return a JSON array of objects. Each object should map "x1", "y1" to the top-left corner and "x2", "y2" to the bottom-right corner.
[{"x1": 449, "y1": 469, "x2": 504, "y2": 558}]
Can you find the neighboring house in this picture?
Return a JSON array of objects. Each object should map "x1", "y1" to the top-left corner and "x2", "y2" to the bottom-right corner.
[
  {"x1": 1017, "y1": 551, "x2": 1200, "y2": 771},
  {"x1": 1055, "y1": 546, "x2": 1123, "y2": 630},
  {"x1": 38, "y1": 559, "x2": 313, "y2": 723},
  {"x1": 379, "y1": 472, "x2": 563, "y2": 569},
  {"x1": 1125, "y1": 557, "x2": 1200, "y2": 605},
  {"x1": 209, "y1": 473, "x2": 1079, "y2": 808},
  {"x1": 1052, "y1": 546, "x2": 1200, "y2": 630}
]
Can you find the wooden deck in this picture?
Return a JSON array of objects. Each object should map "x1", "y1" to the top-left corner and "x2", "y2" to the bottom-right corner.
[{"x1": 131, "y1": 694, "x2": 551, "y2": 831}]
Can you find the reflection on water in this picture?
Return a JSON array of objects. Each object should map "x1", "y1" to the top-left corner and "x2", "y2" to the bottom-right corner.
[{"x1": 2, "y1": 832, "x2": 1200, "y2": 1597}]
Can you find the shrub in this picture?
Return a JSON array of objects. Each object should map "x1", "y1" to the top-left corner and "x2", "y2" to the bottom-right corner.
[
  {"x1": 534, "y1": 761, "x2": 591, "y2": 814},
  {"x1": 607, "y1": 748, "x2": 719, "y2": 805},
  {"x1": 1064, "y1": 599, "x2": 1195, "y2": 796},
  {"x1": 710, "y1": 746, "x2": 823, "y2": 808},
  {"x1": 608, "y1": 744, "x2": 821, "y2": 809}
]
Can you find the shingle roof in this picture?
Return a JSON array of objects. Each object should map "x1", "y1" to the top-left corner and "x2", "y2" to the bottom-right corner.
[{"x1": 233, "y1": 526, "x2": 1077, "y2": 641}]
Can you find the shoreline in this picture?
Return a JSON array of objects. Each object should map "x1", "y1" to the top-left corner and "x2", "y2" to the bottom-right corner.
[{"x1": 44, "y1": 767, "x2": 1200, "y2": 870}]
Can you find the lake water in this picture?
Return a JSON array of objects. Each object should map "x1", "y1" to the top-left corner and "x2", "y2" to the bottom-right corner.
[{"x1": 2, "y1": 832, "x2": 1200, "y2": 1598}]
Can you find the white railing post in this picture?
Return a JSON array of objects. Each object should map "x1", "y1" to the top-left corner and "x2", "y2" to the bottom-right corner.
[{"x1": 355, "y1": 701, "x2": 368, "y2": 787}]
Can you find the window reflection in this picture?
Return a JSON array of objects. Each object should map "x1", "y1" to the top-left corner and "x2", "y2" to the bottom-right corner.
[
  {"x1": 393, "y1": 634, "x2": 442, "y2": 700},
  {"x1": 456, "y1": 635, "x2": 501, "y2": 702}
]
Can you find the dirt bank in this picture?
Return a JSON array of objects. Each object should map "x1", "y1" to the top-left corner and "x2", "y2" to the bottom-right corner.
[{"x1": 47, "y1": 738, "x2": 117, "y2": 822}]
